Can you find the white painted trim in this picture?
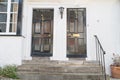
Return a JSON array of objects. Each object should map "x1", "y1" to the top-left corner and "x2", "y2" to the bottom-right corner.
[
  {"x1": 0, "y1": 33, "x2": 16, "y2": 35},
  {"x1": 27, "y1": 2, "x2": 87, "y2": 7},
  {"x1": 0, "y1": 0, "x2": 19, "y2": 35},
  {"x1": 6, "y1": 0, "x2": 11, "y2": 33},
  {"x1": 27, "y1": 3, "x2": 86, "y2": 8},
  {"x1": 25, "y1": 4, "x2": 71, "y2": 61},
  {"x1": 24, "y1": 6, "x2": 33, "y2": 60},
  {"x1": 23, "y1": 2, "x2": 89, "y2": 61}
]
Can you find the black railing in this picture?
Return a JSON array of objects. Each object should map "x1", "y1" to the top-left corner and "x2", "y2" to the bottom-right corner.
[{"x1": 94, "y1": 35, "x2": 107, "y2": 80}]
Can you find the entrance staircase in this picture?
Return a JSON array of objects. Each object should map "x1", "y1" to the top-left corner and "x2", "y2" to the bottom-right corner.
[{"x1": 17, "y1": 57, "x2": 109, "y2": 80}]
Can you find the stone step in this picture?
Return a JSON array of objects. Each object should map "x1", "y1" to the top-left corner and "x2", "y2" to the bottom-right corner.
[
  {"x1": 17, "y1": 72, "x2": 108, "y2": 80},
  {"x1": 18, "y1": 66, "x2": 102, "y2": 73},
  {"x1": 19, "y1": 59, "x2": 102, "y2": 73},
  {"x1": 32, "y1": 57, "x2": 50, "y2": 60},
  {"x1": 17, "y1": 58, "x2": 109, "y2": 80},
  {"x1": 21, "y1": 62, "x2": 100, "y2": 67},
  {"x1": 22, "y1": 59, "x2": 99, "y2": 66},
  {"x1": 22, "y1": 60, "x2": 58, "y2": 65}
]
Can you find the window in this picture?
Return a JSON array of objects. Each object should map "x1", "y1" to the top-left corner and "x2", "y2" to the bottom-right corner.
[{"x1": 0, "y1": 0, "x2": 22, "y2": 35}]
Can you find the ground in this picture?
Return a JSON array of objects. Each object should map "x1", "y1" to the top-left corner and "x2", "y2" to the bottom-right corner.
[{"x1": 111, "y1": 78, "x2": 120, "y2": 80}]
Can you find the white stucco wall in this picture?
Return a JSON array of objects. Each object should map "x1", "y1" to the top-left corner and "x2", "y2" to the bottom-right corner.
[
  {"x1": 21, "y1": 0, "x2": 120, "y2": 75},
  {"x1": 0, "y1": 0, "x2": 120, "y2": 76},
  {"x1": 0, "y1": 36, "x2": 23, "y2": 66},
  {"x1": 86, "y1": 0, "x2": 120, "y2": 75}
]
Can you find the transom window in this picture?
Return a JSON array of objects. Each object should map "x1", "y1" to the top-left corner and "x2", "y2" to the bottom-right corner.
[{"x1": 0, "y1": 0, "x2": 20, "y2": 35}]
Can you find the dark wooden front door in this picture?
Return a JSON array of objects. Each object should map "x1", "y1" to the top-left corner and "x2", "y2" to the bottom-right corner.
[
  {"x1": 67, "y1": 8, "x2": 86, "y2": 58},
  {"x1": 31, "y1": 9, "x2": 53, "y2": 56}
]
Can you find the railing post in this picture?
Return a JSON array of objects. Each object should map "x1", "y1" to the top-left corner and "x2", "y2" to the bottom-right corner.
[{"x1": 103, "y1": 51, "x2": 107, "y2": 80}]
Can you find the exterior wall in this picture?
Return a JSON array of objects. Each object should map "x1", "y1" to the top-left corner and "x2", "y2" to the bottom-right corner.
[
  {"x1": 0, "y1": 0, "x2": 120, "y2": 76},
  {"x1": 86, "y1": 0, "x2": 120, "y2": 75},
  {"x1": 0, "y1": 36, "x2": 23, "y2": 66},
  {"x1": 21, "y1": 0, "x2": 120, "y2": 75}
]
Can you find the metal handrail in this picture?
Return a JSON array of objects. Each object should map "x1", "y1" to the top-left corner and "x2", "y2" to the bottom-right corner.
[{"x1": 94, "y1": 35, "x2": 107, "y2": 80}]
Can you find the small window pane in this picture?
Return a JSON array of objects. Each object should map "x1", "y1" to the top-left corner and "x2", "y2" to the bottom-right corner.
[
  {"x1": 43, "y1": 38, "x2": 50, "y2": 52},
  {"x1": 78, "y1": 39, "x2": 86, "y2": 53},
  {"x1": 69, "y1": 22, "x2": 75, "y2": 32},
  {"x1": 0, "y1": 13, "x2": 7, "y2": 22},
  {"x1": 43, "y1": 10, "x2": 53, "y2": 20},
  {"x1": 43, "y1": 21, "x2": 51, "y2": 33},
  {"x1": 11, "y1": 0, "x2": 18, "y2": 2},
  {"x1": 33, "y1": 10, "x2": 42, "y2": 23},
  {"x1": 11, "y1": 3, "x2": 18, "y2": 12},
  {"x1": 0, "y1": 3, "x2": 7, "y2": 12},
  {"x1": 10, "y1": 13, "x2": 17, "y2": 22},
  {"x1": 34, "y1": 38, "x2": 41, "y2": 51},
  {"x1": 34, "y1": 23, "x2": 41, "y2": 33},
  {"x1": 0, "y1": 23, "x2": 6, "y2": 32},
  {"x1": 9, "y1": 23, "x2": 17, "y2": 32},
  {"x1": 0, "y1": 0, "x2": 8, "y2": 2},
  {"x1": 67, "y1": 38, "x2": 75, "y2": 53},
  {"x1": 78, "y1": 39, "x2": 84, "y2": 46},
  {"x1": 78, "y1": 11, "x2": 84, "y2": 32}
]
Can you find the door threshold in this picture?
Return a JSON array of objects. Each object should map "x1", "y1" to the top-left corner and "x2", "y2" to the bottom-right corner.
[
  {"x1": 67, "y1": 54, "x2": 87, "y2": 58},
  {"x1": 69, "y1": 58, "x2": 86, "y2": 61}
]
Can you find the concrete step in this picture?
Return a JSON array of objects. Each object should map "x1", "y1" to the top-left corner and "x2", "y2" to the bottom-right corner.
[
  {"x1": 17, "y1": 72, "x2": 108, "y2": 80},
  {"x1": 17, "y1": 57, "x2": 107, "y2": 80},
  {"x1": 20, "y1": 61, "x2": 100, "y2": 67},
  {"x1": 32, "y1": 57, "x2": 50, "y2": 60},
  {"x1": 18, "y1": 60, "x2": 102, "y2": 73},
  {"x1": 18, "y1": 65, "x2": 102, "y2": 73},
  {"x1": 22, "y1": 59, "x2": 99, "y2": 66}
]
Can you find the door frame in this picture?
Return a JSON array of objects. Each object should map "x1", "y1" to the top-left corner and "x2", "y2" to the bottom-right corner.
[
  {"x1": 24, "y1": 4, "x2": 56, "y2": 59},
  {"x1": 24, "y1": 3, "x2": 87, "y2": 60}
]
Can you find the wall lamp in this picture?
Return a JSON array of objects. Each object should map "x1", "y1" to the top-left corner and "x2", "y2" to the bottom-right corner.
[{"x1": 59, "y1": 7, "x2": 64, "y2": 19}]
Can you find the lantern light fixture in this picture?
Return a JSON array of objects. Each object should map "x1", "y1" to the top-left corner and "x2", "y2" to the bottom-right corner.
[{"x1": 59, "y1": 7, "x2": 64, "y2": 19}]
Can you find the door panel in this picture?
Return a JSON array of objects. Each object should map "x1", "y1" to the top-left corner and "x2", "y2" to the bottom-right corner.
[
  {"x1": 31, "y1": 9, "x2": 53, "y2": 56},
  {"x1": 67, "y1": 8, "x2": 86, "y2": 57}
]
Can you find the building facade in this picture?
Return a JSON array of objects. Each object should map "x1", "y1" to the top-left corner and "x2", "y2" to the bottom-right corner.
[{"x1": 0, "y1": 0, "x2": 120, "y2": 75}]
